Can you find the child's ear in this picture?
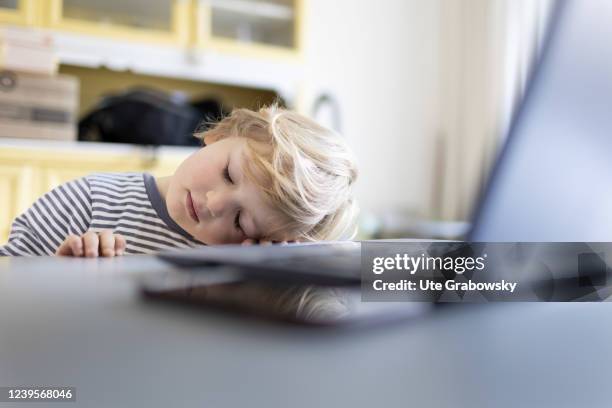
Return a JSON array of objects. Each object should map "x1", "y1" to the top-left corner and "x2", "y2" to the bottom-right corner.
[
  {"x1": 202, "y1": 134, "x2": 214, "y2": 145},
  {"x1": 203, "y1": 132, "x2": 223, "y2": 145}
]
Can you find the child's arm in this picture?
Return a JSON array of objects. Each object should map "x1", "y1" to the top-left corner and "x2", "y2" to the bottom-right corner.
[{"x1": 0, "y1": 178, "x2": 92, "y2": 256}]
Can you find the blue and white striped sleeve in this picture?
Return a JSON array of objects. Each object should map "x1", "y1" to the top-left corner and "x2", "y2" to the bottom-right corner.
[{"x1": 0, "y1": 177, "x2": 92, "y2": 256}]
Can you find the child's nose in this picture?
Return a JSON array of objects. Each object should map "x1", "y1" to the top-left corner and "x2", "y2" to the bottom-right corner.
[{"x1": 206, "y1": 190, "x2": 232, "y2": 218}]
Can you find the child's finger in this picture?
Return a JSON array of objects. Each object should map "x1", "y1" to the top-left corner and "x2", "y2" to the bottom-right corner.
[
  {"x1": 82, "y1": 231, "x2": 100, "y2": 258},
  {"x1": 55, "y1": 235, "x2": 82, "y2": 256},
  {"x1": 69, "y1": 235, "x2": 84, "y2": 256},
  {"x1": 114, "y1": 234, "x2": 126, "y2": 256},
  {"x1": 241, "y1": 238, "x2": 256, "y2": 246},
  {"x1": 99, "y1": 230, "x2": 115, "y2": 257}
]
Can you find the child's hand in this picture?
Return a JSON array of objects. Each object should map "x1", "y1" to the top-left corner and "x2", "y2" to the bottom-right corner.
[{"x1": 55, "y1": 230, "x2": 126, "y2": 257}]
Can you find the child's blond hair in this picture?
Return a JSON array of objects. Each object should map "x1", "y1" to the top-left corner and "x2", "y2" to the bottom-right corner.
[
  {"x1": 197, "y1": 104, "x2": 359, "y2": 241},
  {"x1": 196, "y1": 282, "x2": 350, "y2": 323}
]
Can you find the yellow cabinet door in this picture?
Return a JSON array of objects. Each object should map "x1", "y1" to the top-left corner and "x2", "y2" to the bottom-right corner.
[
  {"x1": 42, "y1": 0, "x2": 191, "y2": 45},
  {"x1": 37, "y1": 152, "x2": 151, "y2": 195},
  {"x1": 194, "y1": 0, "x2": 303, "y2": 58},
  {"x1": 0, "y1": 0, "x2": 37, "y2": 26},
  {"x1": 0, "y1": 164, "x2": 36, "y2": 243},
  {"x1": 41, "y1": 166, "x2": 108, "y2": 195}
]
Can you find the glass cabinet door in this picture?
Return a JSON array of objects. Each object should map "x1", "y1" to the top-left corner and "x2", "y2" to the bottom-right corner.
[
  {"x1": 196, "y1": 0, "x2": 302, "y2": 56},
  {"x1": 0, "y1": 0, "x2": 36, "y2": 25},
  {"x1": 45, "y1": 0, "x2": 190, "y2": 45},
  {"x1": 0, "y1": 0, "x2": 18, "y2": 9}
]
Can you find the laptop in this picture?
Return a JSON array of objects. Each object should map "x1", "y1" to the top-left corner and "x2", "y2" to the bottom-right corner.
[
  {"x1": 469, "y1": 0, "x2": 612, "y2": 242},
  {"x1": 157, "y1": 240, "x2": 363, "y2": 286},
  {"x1": 144, "y1": 0, "x2": 612, "y2": 322}
]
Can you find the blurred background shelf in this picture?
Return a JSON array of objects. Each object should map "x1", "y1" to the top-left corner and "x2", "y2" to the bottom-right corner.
[
  {"x1": 0, "y1": 0, "x2": 303, "y2": 97},
  {"x1": 52, "y1": 31, "x2": 302, "y2": 102}
]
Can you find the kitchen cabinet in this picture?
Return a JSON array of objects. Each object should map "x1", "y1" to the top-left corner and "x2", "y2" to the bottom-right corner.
[
  {"x1": 0, "y1": 0, "x2": 36, "y2": 26},
  {"x1": 43, "y1": 0, "x2": 191, "y2": 45}
]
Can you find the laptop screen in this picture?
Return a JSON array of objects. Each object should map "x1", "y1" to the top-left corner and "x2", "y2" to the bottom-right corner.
[{"x1": 470, "y1": 0, "x2": 612, "y2": 241}]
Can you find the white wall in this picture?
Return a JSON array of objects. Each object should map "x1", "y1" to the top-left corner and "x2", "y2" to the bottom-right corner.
[
  {"x1": 299, "y1": 0, "x2": 442, "y2": 219},
  {"x1": 434, "y1": 0, "x2": 555, "y2": 221}
]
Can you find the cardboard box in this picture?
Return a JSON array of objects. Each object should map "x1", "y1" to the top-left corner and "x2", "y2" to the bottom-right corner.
[
  {"x1": 0, "y1": 71, "x2": 79, "y2": 141},
  {"x1": 0, "y1": 28, "x2": 57, "y2": 76}
]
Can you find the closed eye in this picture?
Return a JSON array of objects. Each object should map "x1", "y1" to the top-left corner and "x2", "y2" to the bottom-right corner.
[
  {"x1": 234, "y1": 211, "x2": 243, "y2": 233},
  {"x1": 223, "y1": 164, "x2": 233, "y2": 184}
]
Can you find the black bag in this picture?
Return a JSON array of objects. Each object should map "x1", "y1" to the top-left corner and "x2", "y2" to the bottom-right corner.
[{"x1": 78, "y1": 88, "x2": 224, "y2": 147}]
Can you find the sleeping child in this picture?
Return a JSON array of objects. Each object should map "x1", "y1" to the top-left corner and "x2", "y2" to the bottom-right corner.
[{"x1": 0, "y1": 104, "x2": 359, "y2": 257}]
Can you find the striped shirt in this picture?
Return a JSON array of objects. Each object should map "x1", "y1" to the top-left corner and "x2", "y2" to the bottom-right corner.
[{"x1": 0, "y1": 173, "x2": 204, "y2": 256}]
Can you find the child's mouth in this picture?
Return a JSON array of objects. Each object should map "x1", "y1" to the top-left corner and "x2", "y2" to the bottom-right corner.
[{"x1": 186, "y1": 191, "x2": 200, "y2": 223}]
